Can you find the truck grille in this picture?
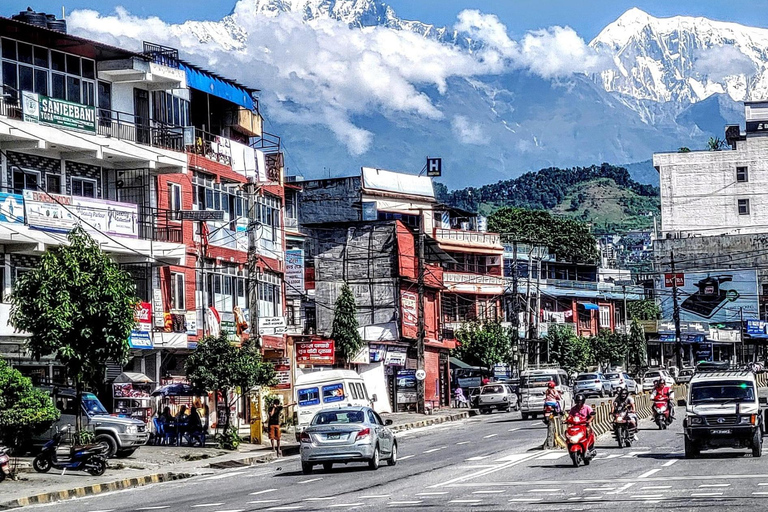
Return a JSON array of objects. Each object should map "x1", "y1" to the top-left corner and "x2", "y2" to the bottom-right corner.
[
  {"x1": 137, "y1": 425, "x2": 146, "y2": 433},
  {"x1": 704, "y1": 415, "x2": 738, "y2": 426}
]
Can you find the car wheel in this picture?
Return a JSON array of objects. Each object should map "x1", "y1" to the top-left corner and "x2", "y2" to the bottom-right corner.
[
  {"x1": 387, "y1": 442, "x2": 398, "y2": 466},
  {"x1": 95, "y1": 434, "x2": 118, "y2": 458},
  {"x1": 753, "y1": 430, "x2": 763, "y2": 458},
  {"x1": 368, "y1": 445, "x2": 380, "y2": 470},
  {"x1": 323, "y1": 462, "x2": 333, "y2": 472},
  {"x1": 521, "y1": 413, "x2": 529, "y2": 420},
  {"x1": 115, "y1": 449, "x2": 136, "y2": 458},
  {"x1": 599, "y1": 390, "x2": 605, "y2": 398},
  {"x1": 684, "y1": 436, "x2": 700, "y2": 458},
  {"x1": 301, "y1": 462, "x2": 313, "y2": 474}
]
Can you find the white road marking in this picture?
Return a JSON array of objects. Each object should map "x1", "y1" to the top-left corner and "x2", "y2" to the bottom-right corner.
[
  {"x1": 250, "y1": 489, "x2": 278, "y2": 495},
  {"x1": 600, "y1": 454, "x2": 623, "y2": 460},
  {"x1": 465, "y1": 456, "x2": 489, "y2": 461},
  {"x1": 416, "y1": 492, "x2": 448, "y2": 496},
  {"x1": 472, "y1": 490, "x2": 505, "y2": 494},
  {"x1": 699, "y1": 484, "x2": 730, "y2": 488},
  {"x1": 527, "y1": 488, "x2": 560, "y2": 492},
  {"x1": 328, "y1": 504, "x2": 363, "y2": 508},
  {"x1": 267, "y1": 507, "x2": 302, "y2": 511},
  {"x1": 608, "y1": 483, "x2": 635, "y2": 494},
  {"x1": 435, "y1": 451, "x2": 542, "y2": 488},
  {"x1": 213, "y1": 510, "x2": 243, "y2": 512},
  {"x1": 584, "y1": 487, "x2": 614, "y2": 491},
  {"x1": 759, "y1": 483, "x2": 768, "y2": 486},
  {"x1": 423, "y1": 446, "x2": 446, "y2": 453},
  {"x1": 200, "y1": 471, "x2": 247, "y2": 481},
  {"x1": 495, "y1": 453, "x2": 535, "y2": 462},
  {"x1": 191, "y1": 505, "x2": 225, "y2": 508},
  {"x1": 248, "y1": 501, "x2": 279, "y2": 505},
  {"x1": 450, "y1": 499, "x2": 483, "y2": 504},
  {"x1": 537, "y1": 451, "x2": 568, "y2": 460},
  {"x1": 632, "y1": 495, "x2": 663, "y2": 499},
  {"x1": 641, "y1": 486, "x2": 671, "y2": 490},
  {"x1": 483, "y1": 433, "x2": 498, "y2": 438},
  {"x1": 137, "y1": 508, "x2": 171, "y2": 511},
  {"x1": 304, "y1": 497, "x2": 336, "y2": 501},
  {"x1": 508, "y1": 428, "x2": 521, "y2": 432},
  {"x1": 388, "y1": 501, "x2": 423, "y2": 505},
  {"x1": 638, "y1": 469, "x2": 662, "y2": 478},
  {"x1": 569, "y1": 497, "x2": 602, "y2": 501},
  {"x1": 752, "y1": 492, "x2": 768, "y2": 495},
  {"x1": 456, "y1": 441, "x2": 471, "y2": 445},
  {"x1": 509, "y1": 498, "x2": 542, "y2": 502},
  {"x1": 298, "y1": 477, "x2": 323, "y2": 484},
  {"x1": 399, "y1": 455, "x2": 415, "y2": 460},
  {"x1": 691, "y1": 492, "x2": 723, "y2": 497},
  {"x1": 359, "y1": 495, "x2": 390, "y2": 499},
  {"x1": 662, "y1": 459, "x2": 678, "y2": 467}
]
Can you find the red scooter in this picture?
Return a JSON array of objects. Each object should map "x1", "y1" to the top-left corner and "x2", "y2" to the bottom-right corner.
[
  {"x1": 565, "y1": 415, "x2": 596, "y2": 467},
  {"x1": 653, "y1": 399, "x2": 673, "y2": 429},
  {"x1": 0, "y1": 446, "x2": 10, "y2": 482}
]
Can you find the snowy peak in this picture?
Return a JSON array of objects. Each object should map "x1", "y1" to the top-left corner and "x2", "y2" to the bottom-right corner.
[
  {"x1": 593, "y1": 7, "x2": 652, "y2": 49},
  {"x1": 239, "y1": 0, "x2": 388, "y2": 26}
]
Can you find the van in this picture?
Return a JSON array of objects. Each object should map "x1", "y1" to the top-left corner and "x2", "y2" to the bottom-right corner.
[
  {"x1": 294, "y1": 370, "x2": 375, "y2": 440},
  {"x1": 519, "y1": 369, "x2": 573, "y2": 420}
]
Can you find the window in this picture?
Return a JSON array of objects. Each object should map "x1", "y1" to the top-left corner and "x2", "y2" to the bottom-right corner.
[
  {"x1": 377, "y1": 210, "x2": 419, "y2": 227},
  {"x1": 297, "y1": 387, "x2": 320, "y2": 406},
  {"x1": 738, "y1": 198, "x2": 750, "y2": 215},
  {"x1": 258, "y1": 276, "x2": 282, "y2": 318},
  {"x1": 151, "y1": 91, "x2": 189, "y2": 126},
  {"x1": 71, "y1": 177, "x2": 97, "y2": 198},
  {"x1": 599, "y1": 305, "x2": 611, "y2": 328},
  {"x1": 46, "y1": 174, "x2": 61, "y2": 194},
  {"x1": 168, "y1": 183, "x2": 182, "y2": 211},
  {"x1": 205, "y1": 265, "x2": 247, "y2": 312},
  {"x1": 12, "y1": 168, "x2": 39, "y2": 194},
  {"x1": 737, "y1": 166, "x2": 749, "y2": 183},
  {"x1": 170, "y1": 272, "x2": 185, "y2": 310},
  {"x1": 322, "y1": 384, "x2": 345, "y2": 403}
]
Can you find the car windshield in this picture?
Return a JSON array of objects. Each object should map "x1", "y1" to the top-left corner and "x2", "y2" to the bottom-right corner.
[
  {"x1": 690, "y1": 381, "x2": 755, "y2": 404},
  {"x1": 312, "y1": 410, "x2": 365, "y2": 425},
  {"x1": 83, "y1": 395, "x2": 108, "y2": 415},
  {"x1": 482, "y1": 385, "x2": 505, "y2": 394},
  {"x1": 680, "y1": 370, "x2": 694, "y2": 376},
  {"x1": 644, "y1": 372, "x2": 660, "y2": 379},
  {"x1": 520, "y1": 375, "x2": 554, "y2": 387},
  {"x1": 605, "y1": 373, "x2": 620, "y2": 379},
  {"x1": 577, "y1": 374, "x2": 598, "y2": 381}
]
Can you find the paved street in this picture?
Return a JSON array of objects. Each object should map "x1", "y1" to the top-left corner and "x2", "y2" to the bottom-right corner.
[{"x1": 23, "y1": 407, "x2": 768, "y2": 511}]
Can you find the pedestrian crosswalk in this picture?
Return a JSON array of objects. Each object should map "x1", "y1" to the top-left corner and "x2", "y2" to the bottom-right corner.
[{"x1": 465, "y1": 449, "x2": 674, "y2": 464}]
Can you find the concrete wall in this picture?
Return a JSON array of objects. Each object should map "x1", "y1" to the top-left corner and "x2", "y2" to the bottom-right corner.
[{"x1": 299, "y1": 177, "x2": 362, "y2": 225}]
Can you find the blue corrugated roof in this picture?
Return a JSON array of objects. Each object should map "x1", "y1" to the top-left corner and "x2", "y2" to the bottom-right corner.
[{"x1": 181, "y1": 63, "x2": 255, "y2": 111}]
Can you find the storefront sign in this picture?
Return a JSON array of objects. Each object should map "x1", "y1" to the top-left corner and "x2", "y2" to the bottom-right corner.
[
  {"x1": 23, "y1": 190, "x2": 139, "y2": 238},
  {"x1": 152, "y1": 289, "x2": 164, "y2": 328},
  {"x1": 747, "y1": 320, "x2": 768, "y2": 338},
  {"x1": 696, "y1": 343, "x2": 713, "y2": 362},
  {"x1": 135, "y1": 302, "x2": 152, "y2": 332},
  {"x1": 0, "y1": 192, "x2": 24, "y2": 224},
  {"x1": 396, "y1": 369, "x2": 417, "y2": 404},
  {"x1": 369, "y1": 344, "x2": 387, "y2": 363},
  {"x1": 664, "y1": 273, "x2": 684, "y2": 287},
  {"x1": 22, "y1": 91, "x2": 96, "y2": 133},
  {"x1": 401, "y1": 290, "x2": 418, "y2": 339},
  {"x1": 296, "y1": 339, "x2": 335, "y2": 365},
  {"x1": 185, "y1": 311, "x2": 198, "y2": 335},
  {"x1": 384, "y1": 345, "x2": 407, "y2": 366},
  {"x1": 660, "y1": 270, "x2": 759, "y2": 323},
  {"x1": 128, "y1": 330, "x2": 153, "y2": 349},
  {"x1": 285, "y1": 249, "x2": 305, "y2": 294},
  {"x1": 268, "y1": 358, "x2": 291, "y2": 389},
  {"x1": 259, "y1": 316, "x2": 287, "y2": 336},
  {"x1": 220, "y1": 311, "x2": 238, "y2": 342}
]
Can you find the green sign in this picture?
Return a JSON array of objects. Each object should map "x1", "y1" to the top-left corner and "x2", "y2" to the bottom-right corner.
[{"x1": 22, "y1": 91, "x2": 96, "y2": 133}]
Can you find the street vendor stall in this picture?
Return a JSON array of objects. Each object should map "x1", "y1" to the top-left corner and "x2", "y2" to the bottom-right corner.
[{"x1": 112, "y1": 372, "x2": 154, "y2": 424}]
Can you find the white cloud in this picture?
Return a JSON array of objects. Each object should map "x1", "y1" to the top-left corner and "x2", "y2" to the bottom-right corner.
[
  {"x1": 451, "y1": 115, "x2": 487, "y2": 145},
  {"x1": 694, "y1": 45, "x2": 756, "y2": 81},
  {"x1": 66, "y1": 3, "x2": 602, "y2": 156}
]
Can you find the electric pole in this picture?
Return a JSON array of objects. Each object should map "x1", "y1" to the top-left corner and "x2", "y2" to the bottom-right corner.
[
  {"x1": 671, "y1": 251, "x2": 683, "y2": 370},
  {"x1": 246, "y1": 183, "x2": 261, "y2": 349},
  {"x1": 534, "y1": 250, "x2": 542, "y2": 366},
  {"x1": 511, "y1": 241, "x2": 520, "y2": 377},
  {"x1": 416, "y1": 212, "x2": 426, "y2": 415}
]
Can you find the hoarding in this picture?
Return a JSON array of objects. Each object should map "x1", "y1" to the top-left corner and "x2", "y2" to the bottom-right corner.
[
  {"x1": 661, "y1": 270, "x2": 758, "y2": 323},
  {"x1": 401, "y1": 290, "x2": 418, "y2": 339},
  {"x1": 285, "y1": 249, "x2": 305, "y2": 294},
  {"x1": 22, "y1": 91, "x2": 96, "y2": 133},
  {"x1": 296, "y1": 339, "x2": 335, "y2": 365},
  {"x1": 0, "y1": 192, "x2": 24, "y2": 224}
]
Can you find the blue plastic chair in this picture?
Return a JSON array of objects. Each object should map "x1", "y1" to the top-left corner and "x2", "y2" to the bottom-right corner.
[{"x1": 152, "y1": 418, "x2": 165, "y2": 445}]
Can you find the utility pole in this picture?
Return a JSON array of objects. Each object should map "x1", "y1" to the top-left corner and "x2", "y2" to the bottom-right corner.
[
  {"x1": 511, "y1": 241, "x2": 520, "y2": 377},
  {"x1": 524, "y1": 252, "x2": 533, "y2": 371},
  {"x1": 534, "y1": 250, "x2": 542, "y2": 366},
  {"x1": 246, "y1": 183, "x2": 261, "y2": 349},
  {"x1": 416, "y1": 212, "x2": 426, "y2": 415},
  {"x1": 671, "y1": 251, "x2": 683, "y2": 370},
  {"x1": 739, "y1": 306, "x2": 745, "y2": 365},
  {"x1": 623, "y1": 284, "x2": 629, "y2": 370}
]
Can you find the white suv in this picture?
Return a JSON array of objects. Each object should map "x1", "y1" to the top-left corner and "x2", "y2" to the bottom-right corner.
[
  {"x1": 683, "y1": 370, "x2": 765, "y2": 458},
  {"x1": 642, "y1": 369, "x2": 674, "y2": 392}
]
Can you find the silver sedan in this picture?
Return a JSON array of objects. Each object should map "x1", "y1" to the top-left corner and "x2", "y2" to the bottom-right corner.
[{"x1": 299, "y1": 406, "x2": 397, "y2": 474}]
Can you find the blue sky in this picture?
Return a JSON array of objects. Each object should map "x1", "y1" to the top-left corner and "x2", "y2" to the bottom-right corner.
[{"x1": 5, "y1": 0, "x2": 768, "y2": 38}]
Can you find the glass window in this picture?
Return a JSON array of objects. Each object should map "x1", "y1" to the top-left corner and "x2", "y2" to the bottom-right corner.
[
  {"x1": 65, "y1": 54, "x2": 80, "y2": 76},
  {"x1": 12, "y1": 169, "x2": 39, "y2": 194},
  {"x1": 2, "y1": 61, "x2": 18, "y2": 101},
  {"x1": 367, "y1": 410, "x2": 377, "y2": 424},
  {"x1": 33, "y1": 46, "x2": 48, "y2": 68},
  {"x1": 97, "y1": 81, "x2": 111, "y2": 109},
  {"x1": 66, "y1": 76, "x2": 81, "y2": 103},
  {"x1": 17, "y1": 42, "x2": 32, "y2": 64},
  {"x1": 51, "y1": 73, "x2": 65, "y2": 100},
  {"x1": 46, "y1": 174, "x2": 61, "y2": 194},
  {"x1": 168, "y1": 183, "x2": 182, "y2": 211},
  {"x1": 81, "y1": 59, "x2": 95, "y2": 80},
  {"x1": 50, "y1": 50, "x2": 65, "y2": 71},
  {"x1": 170, "y1": 272, "x2": 185, "y2": 310},
  {"x1": 737, "y1": 166, "x2": 748, "y2": 183},
  {"x1": 297, "y1": 387, "x2": 320, "y2": 406},
  {"x1": 312, "y1": 410, "x2": 364, "y2": 425},
  {"x1": 322, "y1": 383, "x2": 345, "y2": 403},
  {"x1": 72, "y1": 177, "x2": 96, "y2": 198},
  {"x1": 738, "y1": 199, "x2": 750, "y2": 215},
  {"x1": 349, "y1": 384, "x2": 359, "y2": 399},
  {"x1": 2, "y1": 38, "x2": 17, "y2": 61},
  {"x1": 34, "y1": 68, "x2": 47, "y2": 95},
  {"x1": 18, "y1": 65, "x2": 33, "y2": 93},
  {"x1": 82, "y1": 81, "x2": 95, "y2": 106}
]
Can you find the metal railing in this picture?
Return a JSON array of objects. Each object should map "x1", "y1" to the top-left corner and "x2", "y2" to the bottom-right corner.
[
  {"x1": 443, "y1": 272, "x2": 505, "y2": 285},
  {"x1": 137, "y1": 207, "x2": 184, "y2": 243},
  {"x1": 187, "y1": 127, "x2": 233, "y2": 167},
  {"x1": 0, "y1": 96, "x2": 22, "y2": 120},
  {"x1": 97, "y1": 108, "x2": 185, "y2": 152},
  {"x1": 434, "y1": 228, "x2": 501, "y2": 246}
]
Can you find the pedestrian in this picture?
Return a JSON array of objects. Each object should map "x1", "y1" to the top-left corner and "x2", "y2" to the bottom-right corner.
[
  {"x1": 268, "y1": 398, "x2": 296, "y2": 457},
  {"x1": 176, "y1": 405, "x2": 189, "y2": 446}
]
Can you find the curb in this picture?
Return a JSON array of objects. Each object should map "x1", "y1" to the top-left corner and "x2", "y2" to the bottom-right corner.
[
  {"x1": 208, "y1": 446, "x2": 300, "y2": 469},
  {"x1": 390, "y1": 410, "x2": 474, "y2": 433},
  {"x1": 0, "y1": 472, "x2": 195, "y2": 510}
]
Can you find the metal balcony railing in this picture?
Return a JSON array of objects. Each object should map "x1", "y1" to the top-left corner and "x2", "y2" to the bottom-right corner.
[
  {"x1": 443, "y1": 272, "x2": 506, "y2": 285},
  {"x1": 186, "y1": 127, "x2": 233, "y2": 167},
  {"x1": 0, "y1": 95, "x2": 22, "y2": 120},
  {"x1": 137, "y1": 207, "x2": 183, "y2": 244},
  {"x1": 97, "y1": 108, "x2": 184, "y2": 152},
  {"x1": 434, "y1": 228, "x2": 501, "y2": 246}
]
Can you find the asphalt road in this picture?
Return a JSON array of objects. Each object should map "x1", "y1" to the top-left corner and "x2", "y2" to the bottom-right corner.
[{"x1": 27, "y1": 408, "x2": 768, "y2": 511}]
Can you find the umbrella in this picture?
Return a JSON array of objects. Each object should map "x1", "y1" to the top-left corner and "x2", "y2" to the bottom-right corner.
[{"x1": 151, "y1": 383, "x2": 206, "y2": 397}]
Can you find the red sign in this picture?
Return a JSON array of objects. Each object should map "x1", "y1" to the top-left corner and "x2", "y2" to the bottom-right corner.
[
  {"x1": 135, "y1": 302, "x2": 152, "y2": 331},
  {"x1": 664, "y1": 273, "x2": 685, "y2": 288},
  {"x1": 401, "y1": 290, "x2": 418, "y2": 339},
  {"x1": 296, "y1": 339, "x2": 335, "y2": 365}
]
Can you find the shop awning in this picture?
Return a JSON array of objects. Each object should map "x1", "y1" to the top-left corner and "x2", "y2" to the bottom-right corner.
[
  {"x1": 180, "y1": 62, "x2": 256, "y2": 111},
  {"x1": 113, "y1": 372, "x2": 153, "y2": 384},
  {"x1": 449, "y1": 357, "x2": 472, "y2": 369},
  {"x1": 578, "y1": 302, "x2": 600, "y2": 310}
]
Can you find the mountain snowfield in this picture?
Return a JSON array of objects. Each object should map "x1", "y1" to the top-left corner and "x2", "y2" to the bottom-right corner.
[{"x1": 66, "y1": 1, "x2": 768, "y2": 187}]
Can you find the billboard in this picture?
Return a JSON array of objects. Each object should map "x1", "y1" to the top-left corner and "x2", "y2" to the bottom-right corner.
[
  {"x1": 285, "y1": 249, "x2": 305, "y2": 294},
  {"x1": 296, "y1": 339, "x2": 335, "y2": 365},
  {"x1": 661, "y1": 270, "x2": 758, "y2": 323}
]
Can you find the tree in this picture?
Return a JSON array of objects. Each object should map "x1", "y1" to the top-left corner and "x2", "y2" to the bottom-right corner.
[
  {"x1": 546, "y1": 325, "x2": 591, "y2": 374},
  {"x1": 627, "y1": 319, "x2": 648, "y2": 375},
  {"x1": 590, "y1": 330, "x2": 628, "y2": 371},
  {"x1": 707, "y1": 137, "x2": 728, "y2": 151},
  {"x1": 488, "y1": 207, "x2": 599, "y2": 263},
  {"x1": 451, "y1": 321, "x2": 515, "y2": 370},
  {"x1": 186, "y1": 333, "x2": 275, "y2": 437},
  {"x1": 331, "y1": 283, "x2": 364, "y2": 364},
  {"x1": 627, "y1": 299, "x2": 660, "y2": 321},
  {"x1": 0, "y1": 358, "x2": 60, "y2": 451},
  {"x1": 10, "y1": 227, "x2": 138, "y2": 434}
]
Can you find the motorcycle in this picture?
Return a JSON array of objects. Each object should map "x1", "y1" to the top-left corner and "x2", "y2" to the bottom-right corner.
[
  {"x1": 542, "y1": 401, "x2": 560, "y2": 425},
  {"x1": 0, "y1": 446, "x2": 10, "y2": 482},
  {"x1": 653, "y1": 399, "x2": 673, "y2": 430},
  {"x1": 33, "y1": 427, "x2": 107, "y2": 476},
  {"x1": 612, "y1": 408, "x2": 634, "y2": 448},
  {"x1": 565, "y1": 415, "x2": 596, "y2": 467}
]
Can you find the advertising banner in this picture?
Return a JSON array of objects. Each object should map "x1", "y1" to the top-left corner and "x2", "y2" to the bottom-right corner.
[
  {"x1": 258, "y1": 316, "x2": 287, "y2": 336},
  {"x1": 268, "y1": 357, "x2": 291, "y2": 389},
  {"x1": 384, "y1": 345, "x2": 407, "y2": 366},
  {"x1": 135, "y1": 302, "x2": 152, "y2": 331},
  {"x1": 660, "y1": 270, "x2": 759, "y2": 323},
  {"x1": 23, "y1": 190, "x2": 139, "y2": 238},
  {"x1": 401, "y1": 290, "x2": 418, "y2": 339},
  {"x1": 0, "y1": 192, "x2": 24, "y2": 224},
  {"x1": 285, "y1": 249, "x2": 305, "y2": 294},
  {"x1": 22, "y1": 91, "x2": 96, "y2": 133},
  {"x1": 296, "y1": 339, "x2": 335, "y2": 365},
  {"x1": 128, "y1": 330, "x2": 153, "y2": 349}
]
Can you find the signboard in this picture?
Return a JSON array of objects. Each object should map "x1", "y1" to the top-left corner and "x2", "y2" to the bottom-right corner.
[
  {"x1": 220, "y1": 311, "x2": 238, "y2": 342},
  {"x1": 0, "y1": 192, "x2": 24, "y2": 224},
  {"x1": 285, "y1": 249, "x2": 305, "y2": 295},
  {"x1": 23, "y1": 190, "x2": 139, "y2": 238},
  {"x1": 696, "y1": 343, "x2": 713, "y2": 362},
  {"x1": 660, "y1": 270, "x2": 759, "y2": 323},
  {"x1": 385, "y1": 345, "x2": 407, "y2": 366},
  {"x1": 296, "y1": 339, "x2": 335, "y2": 365},
  {"x1": 369, "y1": 343, "x2": 387, "y2": 363},
  {"x1": 747, "y1": 319, "x2": 768, "y2": 338},
  {"x1": 362, "y1": 201, "x2": 378, "y2": 221},
  {"x1": 152, "y1": 289, "x2": 165, "y2": 328},
  {"x1": 268, "y1": 358, "x2": 291, "y2": 390},
  {"x1": 396, "y1": 369, "x2": 417, "y2": 404},
  {"x1": 128, "y1": 330, "x2": 153, "y2": 349},
  {"x1": 185, "y1": 311, "x2": 198, "y2": 336},
  {"x1": 400, "y1": 290, "x2": 418, "y2": 339},
  {"x1": 426, "y1": 157, "x2": 442, "y2": 177},
  {"x1": 258, "y1": 316, "x2": 287, "y2": 336},
  {"x1": 135, "y1": 302, "x2": 152, "y2": 332},
  {"x1": 659, "y1": 333, "x2": 706, "y2": 343},
  {"x1": 176, "y1": 210, "x2": 225, "y2": 221},
  {"x1": 22, "y1": 91, "x2": 96, "y2": 133},
  {"x1": 664, "y1": 273, "x2": 685, "y2": 287}
]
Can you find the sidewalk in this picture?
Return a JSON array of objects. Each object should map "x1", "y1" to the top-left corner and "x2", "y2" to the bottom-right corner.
[{"x1": 0, "y1": 408, "x2": 472, "y2": 509}]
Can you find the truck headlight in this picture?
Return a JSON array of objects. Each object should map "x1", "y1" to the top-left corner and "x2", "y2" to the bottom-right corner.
[
  {"x1": 689, "y1": 416, "x2": 703, "y2": 425},
  {"x1": 739, "y1": 415, "x2": 757, "y2": 425},
  {"x1": 125, "y1": 425, "x2": 138, "y2": 434}
]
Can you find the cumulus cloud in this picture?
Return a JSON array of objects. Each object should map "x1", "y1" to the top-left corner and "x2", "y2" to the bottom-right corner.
[
  {"x1": 66, "y1": 2, "x2": 603, "y2": 155},
  {"x1": 451, "y1": 115, "x2": 488, "y2": 145},
  {"x1": 694, "y1": 45, "x2": 756, "y2": 81}
]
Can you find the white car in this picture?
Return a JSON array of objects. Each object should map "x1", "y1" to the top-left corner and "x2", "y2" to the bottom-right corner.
[{"x1": 642, "y1": 370, "x2": 674, "y2": 392}]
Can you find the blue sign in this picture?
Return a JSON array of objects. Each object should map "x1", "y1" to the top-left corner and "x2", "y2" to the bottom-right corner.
[
  {"x1": 0, "y1": 192, "x2": 24, "y2": 224},
  {"x1": 128, "y1": 330, "x2": 153, "y2": 349},
  {"x1": 747, "y1": 320, "x2": 768, "y2": 338},
  {"x1": 322, "y1": 383, "x2": 345, "y2": 403},
  {"x1": 659, "y1": 333, "x2": 706, "y2": 343}
]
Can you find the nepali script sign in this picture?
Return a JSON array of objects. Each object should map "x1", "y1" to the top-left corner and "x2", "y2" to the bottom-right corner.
[{"x1": 22, "y1": 91, "x2": 96, "y2": 133}]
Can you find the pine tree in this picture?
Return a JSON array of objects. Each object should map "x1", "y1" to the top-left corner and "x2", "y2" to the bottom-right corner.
[{"x1": 332, "y1": 284, "x2": 364, "y2": 364}]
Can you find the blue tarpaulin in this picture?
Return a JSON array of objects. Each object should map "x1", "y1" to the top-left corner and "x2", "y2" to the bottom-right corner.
[
  {"x1": 578, "y1": 302, "x2": 600, "y2": 310},
  {"x1": 181, "y1": 63, "x2": 255, "y2": 111}
]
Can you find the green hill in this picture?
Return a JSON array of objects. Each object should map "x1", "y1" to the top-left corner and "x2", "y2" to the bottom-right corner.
[{"x1": 434, "y1": 163, "x2": 659, "y2": 235}]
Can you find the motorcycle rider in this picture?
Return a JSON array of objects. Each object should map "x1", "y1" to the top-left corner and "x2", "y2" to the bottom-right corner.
[
  {"x1": 568, "y1": 394, "x2": 596, "y2": 455},
  {"x1": 544, "y1": 380, "x2": 562, "y2": 414},
  {"x1": 612, "y1": 386, "x2": 638, "y2": 441},
  {"x1": 651, "y1": 377, "x2": 675, "y2": 421}
]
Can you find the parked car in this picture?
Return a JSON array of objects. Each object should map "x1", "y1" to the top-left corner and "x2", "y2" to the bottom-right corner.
[
  {"x1": 299, "y1": 406, "x2": 397, "y2": 474},
  {"x1": 477, "y1": 384, "x2": 518, "y2": 414},
  {"x1": 604, "y1": 372, "x2": 638, "y2": 394},
  {"x1": 573, "y1": 372, "x2": 611, "y2": 398},
  {"x1": 519, "y1": 369, "x2": 573, "y2": 420},
  {"x1": 642, "y1": 370, "x2": 675, "y2": 392},
  {"x1": 677, "y1": 368, "x2": 695, "y2": 384}
]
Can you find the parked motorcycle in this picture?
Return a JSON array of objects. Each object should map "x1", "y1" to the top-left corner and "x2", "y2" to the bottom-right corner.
[
  {"x1": 653, "y1": 399, "x2": 673, "y2": 430},
  {"x1": 0, "y1": 446, "x2": 11, "y2": 482},
  {"x1": 565, "y1": 415, "x2": 596, "y2": 467},
  {"x1": 613, "y1": 408, "x2": 633, "y2": 448},
  {"x1": 33, "y1": 427, "x2": 107, "y2": 476}
]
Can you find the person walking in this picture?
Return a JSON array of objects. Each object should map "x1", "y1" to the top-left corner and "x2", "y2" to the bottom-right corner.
[{"x1": 268, "y1": 398, "x2": 296, "y2": 457}]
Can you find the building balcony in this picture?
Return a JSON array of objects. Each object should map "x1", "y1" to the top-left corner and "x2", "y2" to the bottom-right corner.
[
  {"x1": 284, "y1": 216, "x2": 299, "y2": 231},
  {"x1": 443, "y1": 272, "x2": 505, "y2": 294},
  {"x1": 97, "y1": 56, "x2": 185, "y2": 89},
  {"x1": 433, "y1": 228, "x2": 503, "y2": 252}
]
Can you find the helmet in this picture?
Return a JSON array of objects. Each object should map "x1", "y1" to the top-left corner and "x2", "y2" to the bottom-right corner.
[
  {"x1": 547, "y1": 381, "x2": 556, "y2": 389},
  {"x1": 617, "y1": 387, "x2": 629, "y2": 398},
  {"x1": 575, "y1": 393, "x2": 586, "y2": 406},
  {"x1": 656, "y1": 377, "x2": 666, "y2": 387}
]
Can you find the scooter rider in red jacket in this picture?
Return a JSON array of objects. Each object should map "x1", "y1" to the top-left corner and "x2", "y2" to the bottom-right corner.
[{"x1": 651, "y1": 378, "x2": 675, "y2": 421}]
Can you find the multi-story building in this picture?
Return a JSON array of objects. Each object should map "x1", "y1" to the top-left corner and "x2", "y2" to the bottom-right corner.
[{"x1": 0, "y1": 13, "x2": 288, "y2": 427}]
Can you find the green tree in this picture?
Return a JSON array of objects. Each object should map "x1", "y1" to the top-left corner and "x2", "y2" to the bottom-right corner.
[
  {"x1": 707, "y1": 137, "x2": 727, "y2": 151},
  {"x1": 627, "y1": 319, "x2": 647, "y2": 375},
  {"x1": 590, "y1": 330, "x2": 628, "y2": 370},
  {"x1": 0, "y1": 358, "x2": 60, "y2": 451},
  {"x1": 546, "y1": 325, "x2": 591, "y2": 374},
  {"x1": 627, "y1": 299, "x2": 660, "y2": 321},
  {"x1": 452, "y1": 321, "x2": 515, "y2": 370},
  {"x1": 331, "y1": 283, "x2": 364, "y2": 364},
  {"x1": 10, "y1": 227, "x2": 138, "y2": 434},
  {"x1": 488, "y1": 207, "x2": 599, "y2": 263},
  {"x1": 185, "y1": 333, "x2": 275, "y2": 437}
]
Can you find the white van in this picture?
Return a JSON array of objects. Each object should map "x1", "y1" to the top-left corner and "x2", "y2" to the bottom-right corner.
[
  {"x1": 294, "y1": 370, "x2": 375, "y2": 440},
  {"x1": 519, "y1": 369, "x2": 573, "y2": 420}
]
